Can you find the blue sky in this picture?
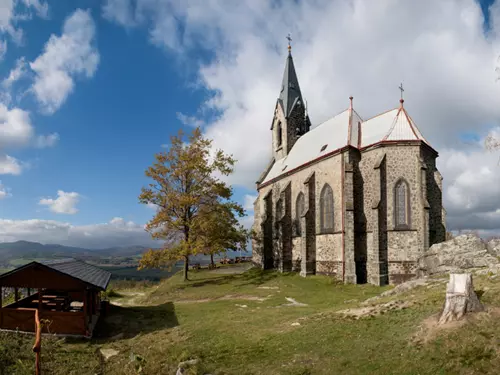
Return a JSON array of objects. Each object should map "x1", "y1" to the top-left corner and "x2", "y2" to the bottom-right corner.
[{"x1": 1, "y1": 0, "x2": 500, "y2": 247}]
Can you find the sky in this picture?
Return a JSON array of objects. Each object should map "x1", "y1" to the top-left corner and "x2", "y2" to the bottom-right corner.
[{"x1": 1, "y1": 0, "x2": 500, "y2": 249}]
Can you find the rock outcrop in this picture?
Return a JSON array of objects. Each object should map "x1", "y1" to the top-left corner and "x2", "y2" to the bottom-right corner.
[{"x1": 418, "y1": 234, "x2": 500, "y2": 277}]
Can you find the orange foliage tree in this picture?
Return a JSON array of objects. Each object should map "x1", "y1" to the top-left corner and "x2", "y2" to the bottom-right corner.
[{"x1": 138, "y1": 127, "x2": 247, "y2": 281}]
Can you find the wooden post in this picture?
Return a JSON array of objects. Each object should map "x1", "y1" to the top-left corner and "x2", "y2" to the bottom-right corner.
[
  {"x1": 83, "y1": 289, "x2": 88, "y2": 335},
  {"x1": 33, "y1": 309, "x2": 42, "y2": 375},
  {"x1": 14, "y1": 287, "x2": 18, "y2": 302},
  {"x1": 0, "y1": 286, "x2": 2, "y2": 308},
  {"x1": 37, "y1": 288, "x2": 42, "y2": 311},
  {"x1": 28, "y1": 287, "x2": 31, "y2": 297}
]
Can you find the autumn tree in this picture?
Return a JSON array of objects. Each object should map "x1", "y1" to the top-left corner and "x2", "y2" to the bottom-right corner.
[
  {"x1": 138, "y1": 127, "x2": 247, "y2": 281},
  {"x1": 195, "y1": 201, "x2": 248, "y2": 268}
]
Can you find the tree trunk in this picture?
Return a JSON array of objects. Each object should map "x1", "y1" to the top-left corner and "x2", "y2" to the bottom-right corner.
[
  {"x1": 210, "y1": 254, "x2": 214, "y2": 269},
  {"x1": 183, "y1": 255, "x2": 189, "y2": 281},
  {"x1": 439, "y1": 273, "x2": 483, "y2": 324}
]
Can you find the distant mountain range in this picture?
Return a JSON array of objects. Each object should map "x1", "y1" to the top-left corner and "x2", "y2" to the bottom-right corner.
[
  {"x1": 0, "y1": 240, "x2": 153, "y2": 264},
  {"x1": 0, "y1": 240, "x2": 252, "y2": 267}
]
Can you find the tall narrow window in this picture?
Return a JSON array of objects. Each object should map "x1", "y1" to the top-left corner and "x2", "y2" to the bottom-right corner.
[
  {"x1": 295, "y1": 192, "x2": 305, "y2": 236},
  {"x1": 276, "y1": 198, "x2": 283, "y2": 221},
  {"x1": 320, "y1": 184, "x2": 334, "y2": 233},
  {"x1": 395, "y1": 179, "x2": 410, "y2": 228},
  {"x1": 277, "y1": 121, "x2": 282, "y2": 147}
]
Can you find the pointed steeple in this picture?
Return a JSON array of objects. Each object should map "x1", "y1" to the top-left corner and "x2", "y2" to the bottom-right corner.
[{"x1": 278, "y1": 47, "x2": 304, "y2": 119}]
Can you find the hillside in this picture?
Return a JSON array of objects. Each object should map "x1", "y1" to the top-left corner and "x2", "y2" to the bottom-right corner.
[{"x1": 1, "y1": 266, "x2": 500, "y2": 374}]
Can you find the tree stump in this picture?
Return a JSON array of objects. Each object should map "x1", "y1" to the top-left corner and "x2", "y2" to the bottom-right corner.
[{"x1": 438, "y1": 273, "x2": 484, "y2": 324}]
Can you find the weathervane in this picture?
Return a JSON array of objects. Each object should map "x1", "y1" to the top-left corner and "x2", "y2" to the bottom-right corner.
[{"x1": 286, "y1": 33, "x2": 292, "y2": 52}]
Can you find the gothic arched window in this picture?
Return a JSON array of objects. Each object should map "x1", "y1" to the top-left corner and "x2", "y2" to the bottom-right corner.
[
  {"x1": 320, "y1": 184, "x2": 334, "y2": 233},
  {"x1": 395, "y1": 179, "x2": 410, "y2": 228},
  {"x1": 295, "y1": 192, "x2": 305, "y2": 236},
  {"x1": 277, "y1": 121, "x2": 283, "y2": 147},
  {"x1": 275, "y1": 198, "x2": 283, "y2": 221}
]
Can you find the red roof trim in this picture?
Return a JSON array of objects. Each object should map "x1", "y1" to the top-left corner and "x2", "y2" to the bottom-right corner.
[
  {"x1": 360, "y1": 139, "x2": 438, "y2": 156},
  {"x1": 258, "y1": 145, "x2": 352, "y2": 189}
]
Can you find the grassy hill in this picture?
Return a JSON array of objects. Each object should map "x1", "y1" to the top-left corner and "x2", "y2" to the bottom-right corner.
[{"x1": 1, "y1": 267, "x2": 500, "y2": 374}]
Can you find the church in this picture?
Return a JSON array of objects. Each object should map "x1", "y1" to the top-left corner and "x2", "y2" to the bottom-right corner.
[{"x1": 251, "y1": 44, "x2": 446, "y2": 285}]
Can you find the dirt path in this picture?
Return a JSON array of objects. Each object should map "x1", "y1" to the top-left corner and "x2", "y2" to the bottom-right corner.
[{"x1": 111, "y1": 291, "x2": 147, "y2": 307}]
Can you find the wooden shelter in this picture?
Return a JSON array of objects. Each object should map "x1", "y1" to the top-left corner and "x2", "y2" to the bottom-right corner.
[{"x1": 0, "y1": 259, "x2": 111, "y2": 337}]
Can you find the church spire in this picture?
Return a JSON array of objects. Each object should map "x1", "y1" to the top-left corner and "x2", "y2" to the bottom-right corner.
[{"x1": 278, "y1": 35, "x2": 304, "y2": 119}]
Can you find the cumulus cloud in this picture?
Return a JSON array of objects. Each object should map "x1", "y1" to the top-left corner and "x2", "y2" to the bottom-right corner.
[
  {"x1": 34, "y1": 132, "x2": 59, "y2": 148},
  {"x1": 176, "y1": 112, "x2": 205, "y2": 128},
  {"x1": 30, "y1": 8, "x2": 99, "y2": 114},
  {"x1": 2, "y1": 57, "x2": 28, "y2": 90},
  {"x1": 0, "y1": 40, "x2": 6, "y2": 61},
  {"x1": 0, "y1": 180, "x2": 11, "y2": 199},
  {"x1": 0, "y1": 103, "x2": 33, "y2": 148},
  {"x1": 0, "y1": 217, "x2": 156, "y2": 249},
  {"x1": 39, "y1": 190, "x2": 80, "y2": 214},
  {"x1": 20, "y1": 0, "x2": 49, "y2": 19},
  {"x1": 0, "y1": 154, "x2": 23, "y2": 175},
  {"x1": 102, "y1": 0, "x2": 500, "y2": 236},
  {"x1": 0, "y1": 0, "x2": 49, "y2": 45},
  {"x1": 243, "y1": 194, "x2": 256, "y2": 211}
]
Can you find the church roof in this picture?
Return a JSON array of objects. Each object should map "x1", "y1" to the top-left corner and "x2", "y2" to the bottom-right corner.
[
  {"x1": 278, "y1": 51, "x2": 304, "y2": 118},
  {"x1": 260, "y1": 100, "x2": 431, "y2": 186},
  {"x1": 361, "y1": 100, "x2": 429, "y2": 148}
]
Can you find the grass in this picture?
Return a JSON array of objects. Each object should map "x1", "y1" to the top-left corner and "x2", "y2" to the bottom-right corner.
[{"x1": 2, "y1": 267, "x2": 500, "y2": 374}]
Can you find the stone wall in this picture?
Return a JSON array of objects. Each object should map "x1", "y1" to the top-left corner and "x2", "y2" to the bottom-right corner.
[
  {"x1": 316, "y1": 233, "x2": 343, "y2": 276},
  {"x1": 421, "y1": 146, "x2": 446, "y2": 246},
  {"x1": 254, "y1": 140, "x2": 444, "y2": 286},
  {"x1": 254, "y1": 152, "x2": 344, "y2": 279},
  {"x1": 358, "y1": 143, "x2": 426, "y2": 284},
  {"x1": 292, "y1": 237, "x2": 302, "y2": 271}
]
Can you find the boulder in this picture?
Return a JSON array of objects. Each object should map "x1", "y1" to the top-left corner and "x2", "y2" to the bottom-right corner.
[
  {"x1": 99, "y1": 348, "x2": 119, "y2": 361},
  {"x1": 488, "y1": 238, "x2": 500, "y2": 257},
  {"x1": 418, "y1": 234, "x2": 499, "y2": 276}
]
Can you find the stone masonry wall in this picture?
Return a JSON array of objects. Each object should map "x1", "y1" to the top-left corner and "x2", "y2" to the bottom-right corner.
[
  {"x1": 421, "y1": 146, "x2": 446, "y2": 246},
  {"x1": 358, "y1": 144, "x2": 424, "y2": 284},
  {"x1": 292, "y1": 237, "x2": 302, "y2": 271},
  {"x1": 316, "y1": 234, "x2": 343, "y2": 276},
  {"x1": 254, "y1": 152, "x2": 344, "y2": 280}
]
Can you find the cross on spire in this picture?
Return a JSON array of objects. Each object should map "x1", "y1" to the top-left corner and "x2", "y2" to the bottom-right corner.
[
  {"x1": 286, "y1": 33, "x2": 292, "y2": 52},
  {"x1": 399, "y1": 83, "x2": 404, "y2": 100}
]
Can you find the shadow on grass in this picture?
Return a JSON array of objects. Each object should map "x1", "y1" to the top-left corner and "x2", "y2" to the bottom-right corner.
[
  {"x1": 236, "y1": 268, "x2": 289, "y2": 286},
  {"x1": 92, "y1": 302, "x2": 178, "y2": 342},
  {"x1": 178, "y1": 268, "x2": 284, "y2": 289}
]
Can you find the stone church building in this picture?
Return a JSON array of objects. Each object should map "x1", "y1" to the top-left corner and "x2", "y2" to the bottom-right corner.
[{"x1": 251, "y1": 46, "x2": 446, "y2": 285}]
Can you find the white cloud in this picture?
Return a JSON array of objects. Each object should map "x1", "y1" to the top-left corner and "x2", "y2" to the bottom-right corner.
[
  {"x1": 176, "y1": 112, "x2": 205, "y2": 128},
  {"x1": 20, "y1": 0, "x2": 48, "y2": 19},
  {"x1": 0, "y1": 40, "x2": 6, "y2": 60},
  {"x1": 34, "y1": 132, "x2": 59, "y2": 148},
  {"x1": 0, "y1": 154, "x2": 22, "y2": 175},
  {"x1": 103, "y1": 0, "x2": 500, "y2": 236},
  {"x1": 146, "y1": 202, "x2": 158, "y2": 210},
  {"x1": 102, "y1": 0, "x2": 136, "y2": 27},
  {"x1": 2, "y1": 57, "x2": 28, "y2": 89},
  {"x1": 30, "y1": 8, "x2": 99, "y2": 114},
  {"x1": 39, "y1": 190, "x2": 80, "y2": 214},
  {"x1": 0, "y1": 0, "x2": 49, "y2": 45},
  {"x1": 0, "y1": 103, "x2": 33, "y2": 148},
  {"x1": 0, "y1": 180, "x2": 11, "y2": 199},
  {"x1": 243, "y1": 194, "x2": 256, "y2": 211},
  {"x1": 0, "y1": 217, "x2": 156, "y2": 249}
]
